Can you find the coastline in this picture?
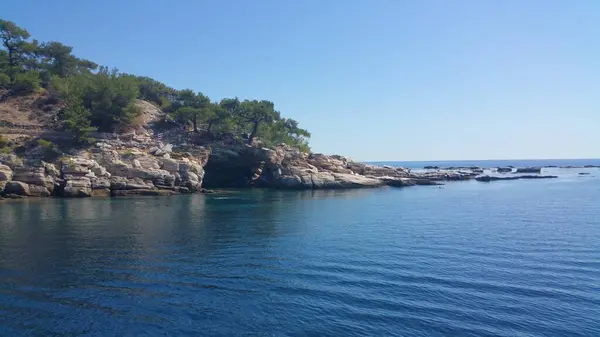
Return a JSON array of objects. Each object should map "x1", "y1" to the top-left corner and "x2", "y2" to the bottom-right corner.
[{"x1": 1, "y1": 130, "x2": 596, "y2": 200}]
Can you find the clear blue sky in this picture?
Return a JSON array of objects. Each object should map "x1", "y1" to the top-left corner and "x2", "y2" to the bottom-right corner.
[{"x1": 4, "y1": 0, "x2": 599, "y2": 161}]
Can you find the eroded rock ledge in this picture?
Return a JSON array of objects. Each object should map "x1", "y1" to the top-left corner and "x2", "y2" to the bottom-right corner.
[
  {"x1": 202, "y1": 144, "x2": 478, "y2": 190},
  {"x1": 0, "y1": 133, "x2": 580, "y2": 199},
  {"x1": 1, "y1": 135, "x2": 209, "y2": 198}
]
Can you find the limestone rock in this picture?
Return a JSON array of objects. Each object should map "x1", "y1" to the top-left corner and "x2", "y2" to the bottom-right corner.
[
  {"x1": 4, "y1": 181, "x2": 30, "y2": 196},
  {"x1": 160, "y1": 158, "x2": 179, "y2": 172},
  {"x1": 0, "y1": 164, "x2": 13, "y2": 181},
  {"x1": 12, "y1": 166, "x2": 54, "y2": 191},
  {"x1": 331, "y1": 173, "x2": 383, "y2": 188},
  {"x1": 0, "y1": 154, "x2": 24, "y2": 169},
  {"x1": 110, "y1": 177, "x2": 153, "y2": 191},
  {"x1": 63, "y1": 186, "x2": 91, "y2": 197},
  {"x1": 91, "y1": 177, "x2": 111, "y2": 190}
]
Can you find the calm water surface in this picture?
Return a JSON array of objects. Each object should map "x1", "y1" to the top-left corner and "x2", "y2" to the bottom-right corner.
[{"x1": 1, "y1": 163, "x2": 599, "y2": 336}]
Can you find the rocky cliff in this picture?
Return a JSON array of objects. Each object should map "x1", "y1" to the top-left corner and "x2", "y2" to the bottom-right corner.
[
  {"x1": 0, "y1": 128, "x2": 484, "y2": 198},
  {"x1": 0, "y1": 133, "x2": 210, "y2": 198},
  {"x1": 1, "y1": 97, "x2": 482, "y2": 198},
  {"x1": 202, "y1": 144, "x2": 477, "y2": 190}
]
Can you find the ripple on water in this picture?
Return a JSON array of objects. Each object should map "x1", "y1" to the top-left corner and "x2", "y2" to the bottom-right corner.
[{"x1": 0, "y1": 178, "x2": 600, "y2": 336}]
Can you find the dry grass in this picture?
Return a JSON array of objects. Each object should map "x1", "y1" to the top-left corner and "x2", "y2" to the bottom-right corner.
[{"x1": 0, "y1": 90, "x2": 61, "y2": 128}]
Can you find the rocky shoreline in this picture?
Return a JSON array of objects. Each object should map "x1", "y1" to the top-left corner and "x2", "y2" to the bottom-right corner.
[{"x1": 1, "y1": 130, "x2": 595, "y2": 200}]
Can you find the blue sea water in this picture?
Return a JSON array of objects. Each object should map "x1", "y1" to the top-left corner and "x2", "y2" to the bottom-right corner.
[
  {"x1": 0, "y1": 159, "x2": 599, "y2": 336},
  {"x1": 370, "y1": 158, "x2": 600, "y2": 169}
]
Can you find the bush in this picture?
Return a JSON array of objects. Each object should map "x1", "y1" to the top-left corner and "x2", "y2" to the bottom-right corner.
[
  {"x1": 0, "y1": 135, "x2": 8, "y2": 148},
  {"x1": 61, "y1": 103, "x2": 97, "y2": 144},
  {"x1": 37, "y1": 138, "x2": 56, "y2": 149},
  {"x1": 12, "y1": 70, "x2": 41, "y2": 93},
  {"x1": 37, "y1": 138, "x2": 61, "y2": 161},
  {"x1": 0, "y1": 72, "x2": 10, "y2": 88},
  {"x1": 52, "y1": 68, "x2": 140, "y2": 132}
]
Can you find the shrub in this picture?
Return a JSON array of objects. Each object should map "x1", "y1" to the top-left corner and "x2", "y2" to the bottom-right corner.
[
  {"x1": 0, "y1": 135, "x2": 9, "y2": 148},
  {"x1": 12, "y1": 70, "x2": 41, "y2": 93},
  {"x1": 37, "y1": 138, "x2": 61, "y2": 161},
  {"x1": 0, "y1": 136, "x2": 10, "y2": 154},
  {"x1": 37, "y1": 138, "x2": 56, "y2": 149},
  {"x1": 0, "y1": 72, "x2": 10, "y2": 88}
]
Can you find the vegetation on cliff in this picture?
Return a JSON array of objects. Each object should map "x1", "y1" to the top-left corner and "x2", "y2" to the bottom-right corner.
[{"x1": 0, "y1": 19, "x2": 310, "y2": 150}]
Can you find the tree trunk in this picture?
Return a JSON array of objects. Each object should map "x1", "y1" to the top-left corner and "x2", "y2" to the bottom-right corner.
[{"x1": 7, "y1": 46, "x2": 15, "y2": 82}]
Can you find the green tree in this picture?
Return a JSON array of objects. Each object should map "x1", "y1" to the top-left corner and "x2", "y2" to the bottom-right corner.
[
  {"x1": 0, "y1": 72, "x2": 9, "y2": 88},
  {"x1": 39, "y1": 41, "x2": 77, "y2": 77},
  {"x1": 62, "y1": 103, "x2": 97, "y2": 143},
  {"x1": 258, "y1": 117, "x2": 311, "y2": 151},
  {"x1": 51, "y1": 75, "x2": 97, "y2": 142},
  {"x1": 203, "y1": 102, "x2": 232, "y2": 134},
  {"x1": 84, "y1": 67, "x2": 140, "y2": 131},
  {"x1": 0, "y1": 19, "x2": 30, "y2": 82},
  {"x1": 20, "y1": 39, "x2": 41, "y2": 71},
  {"x1": 0, "y1": 49, "x2": 7, "y2": 72},
  {"x1": 12, "y1": 70, "x2": 40, "y2": 93},
  {"x1": 237, "y1": 100, "x2": 277, "y2": 144},
  {"x1": 173, "y1": 90, "x2": 210, "y2": 132},
  {"x1": 51, "y1": 68, "x2": 140, "y2": 132},
  {"x1": 128, "y1": 75, "x2": 177, "y2": 106}
]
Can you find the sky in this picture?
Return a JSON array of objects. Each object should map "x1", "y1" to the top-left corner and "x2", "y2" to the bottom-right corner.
[{"x1": 4, "y1": 0, "x2": 600, "y2": 161}]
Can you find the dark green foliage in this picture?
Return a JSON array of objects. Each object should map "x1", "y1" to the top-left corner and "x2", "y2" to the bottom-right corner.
[
  {"x1": 61, "y1": 103, "x2": 96, "y2": 143},
  {"x1": 0, "y1": 50, "x2": 8, "y2": 73},
  {"x1": 12, "y1": 70, "x2": 40, "y2": 93},
  {"x1": 0, "y1": 19, "x2": 30, "y2": 82},
  {"x1": 259, "y1": 117, "x2": 311, "y2": 151},
  {"x1": 37, "y1": 138, "x2": 55, "y2": 148},
  {"x1": 204, "y1": 102, "x2": 233, "y2": 133},
  {"x1": 50, "y1": 74, "x2": 96, "y2": 142},
  {"x1": 52, "y1": 68, "x2": 139, "y2": 132},
  {"x1": 239, "y1": 100, "x2": 277, "y2": 140},
  {"x1": 83, "y1": 67, "x2": 140, "y2": 131},
  {"x1": 39, "y1": 41, "x2": 76, "y2": 77},
  {"x1": 172, "y1": 90, "x2": 210, "y2": 132},
  {"x1": 0, "y1": 72, "x2": 9, "y2": 87},
  {"x1": 128, "y1": 75, "x2": 177, "y2": 106},
  {"x1": 36, "y1": 138, "x2": 61, "y2": 161},
  {"x1": 0, "y1": 135, "x2": 8, "y2": 148}
]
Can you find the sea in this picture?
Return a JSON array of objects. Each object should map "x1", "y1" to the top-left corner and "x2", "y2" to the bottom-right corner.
[{"x1": 0, "y1": 159, "x2": 599, "y2": 336}]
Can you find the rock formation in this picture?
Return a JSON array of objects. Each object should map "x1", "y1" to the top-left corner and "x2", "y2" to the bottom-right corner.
[
  {"x1": 202, "y1": 144, "x2": 478, "y2": 190},
  {"x1": 0, "y1": 132, "x2": 210, "y2": 198},
  {"x1": 515, "y1": 167, "x2": 542, "y2": 174},
  {"x1": 475, "y1": 175, "x2": 557, "y2": 182}
]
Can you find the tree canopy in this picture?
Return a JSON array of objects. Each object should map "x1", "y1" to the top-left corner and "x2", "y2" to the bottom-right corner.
[{"x1": 0, "y1": 18, "x2": 311, "y2": 150}]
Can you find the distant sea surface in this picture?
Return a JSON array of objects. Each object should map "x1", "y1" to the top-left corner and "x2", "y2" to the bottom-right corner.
[
  {"x1": 1, "y1": 159, "x2": 599, "y2": 336},
  {"x1": 370, "y1": 158, "x2": 600, "y2": 169}
]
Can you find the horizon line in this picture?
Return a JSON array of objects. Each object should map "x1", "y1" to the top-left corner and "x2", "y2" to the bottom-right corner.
[{"x1": 364, "y1": 158, "x2": 600, "y2": 163}]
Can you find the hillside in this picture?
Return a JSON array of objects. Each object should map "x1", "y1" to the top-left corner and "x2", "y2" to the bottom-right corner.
[{"x1": 0, "y1": 89, "x2": 61, "y2": 129}]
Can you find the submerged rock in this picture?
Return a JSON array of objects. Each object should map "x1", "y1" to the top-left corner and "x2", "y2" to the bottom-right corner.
[{"x1": 476, "y1": 175, "x2": 557, "y2": 182}]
